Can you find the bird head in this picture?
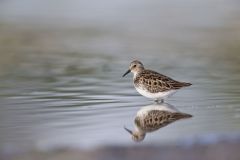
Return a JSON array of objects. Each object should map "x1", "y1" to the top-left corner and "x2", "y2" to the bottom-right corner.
[
  {"x1": 124, "y1": 126, "x2": 146, "y2": 142},
  {"x1": 122, "y1": 60, "x2": 144, "y2": 77}
]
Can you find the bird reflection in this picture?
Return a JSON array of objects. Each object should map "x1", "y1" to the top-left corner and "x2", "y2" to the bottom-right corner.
[{"x1": 124, "y1": 103, "x2": 192, "y2": 142}]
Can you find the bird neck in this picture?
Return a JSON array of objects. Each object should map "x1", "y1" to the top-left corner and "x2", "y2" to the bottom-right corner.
[
  {"x1": 133, "y1": 68, "x2": 144, "y2": 79},
  {"x1": 134, "y1": 123, "x2": 145, "y2": 134}
]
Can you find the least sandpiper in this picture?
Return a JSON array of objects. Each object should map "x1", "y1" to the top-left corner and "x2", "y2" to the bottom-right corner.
[
  {"x1": 124, "y1": 103, "x2": 192, "y2": 142},
  {"x1": 123, "y1": 60, "x2": 192, "y2": 102}
]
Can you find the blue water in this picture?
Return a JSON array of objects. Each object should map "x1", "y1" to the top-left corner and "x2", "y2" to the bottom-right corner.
[{"x1": 0, "y1": 0, "x2": 240, "y2": 151}]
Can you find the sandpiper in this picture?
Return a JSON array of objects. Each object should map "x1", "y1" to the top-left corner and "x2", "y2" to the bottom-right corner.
[
  {"x1": 124, "y1": 103, "x2": 192, "y2": 142},
  {"x1": 122, "y1": 60, "x2": 192, "y2": 102}
]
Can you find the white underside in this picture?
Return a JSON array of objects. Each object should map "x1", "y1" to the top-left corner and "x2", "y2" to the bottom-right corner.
[
  {"x1": 137, "y1": 103, "x2": 179, "y2": 117},
  {"x1": 135, "y1": 87, "x2": 177, "y2": 100}
]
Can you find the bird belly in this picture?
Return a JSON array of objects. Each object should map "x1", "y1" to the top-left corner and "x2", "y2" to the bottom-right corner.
[{"x1": 135, "y1": 87, "x2": 176, "y2": 99}]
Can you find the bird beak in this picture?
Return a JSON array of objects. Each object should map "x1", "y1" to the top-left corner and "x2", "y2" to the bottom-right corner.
[
  {"x1": 124, "y1": 126, "x2": 133, "y2": 135},
  {"x1": 122, "y1": 69, "x2": 130, "y2": 77}
]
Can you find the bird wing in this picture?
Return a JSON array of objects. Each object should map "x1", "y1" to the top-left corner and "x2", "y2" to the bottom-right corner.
[
  {"x1": 135, "y1": 70, "x2": 191, "y2": 92},
  {"x1": 135, "y1": 110, "x2": 192, "y2": 132}
]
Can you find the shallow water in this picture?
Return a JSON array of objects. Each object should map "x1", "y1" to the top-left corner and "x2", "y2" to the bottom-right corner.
[{"x1": 0, "y1": 0, "x2": 240, "y2": 151}]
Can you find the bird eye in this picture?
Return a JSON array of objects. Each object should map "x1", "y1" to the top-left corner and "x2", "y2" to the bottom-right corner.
[{"x1": 133, "y1": 65, "x2": 136, "y2": 68}]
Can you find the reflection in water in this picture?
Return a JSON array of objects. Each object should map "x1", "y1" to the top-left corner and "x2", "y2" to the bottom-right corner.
[
  {"x1": 124, "y1": 103, "x2": 192, "y2": 142},
  {"x1": 0, "y1": 0, "x2": 240, "y2": 151}
]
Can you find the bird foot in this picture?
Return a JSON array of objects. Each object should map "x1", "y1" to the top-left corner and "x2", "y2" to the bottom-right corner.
[{"x1": 154, "y1": 99, "x2": 164, "y2": 104}]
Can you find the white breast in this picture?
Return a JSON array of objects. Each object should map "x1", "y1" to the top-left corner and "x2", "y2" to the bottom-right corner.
[
  {"x1": 137, "y1": 103, "x2": 179, "y2": 117},
  {"x1": 135, "y1": 86, "x2": 176, "y2": 100}
]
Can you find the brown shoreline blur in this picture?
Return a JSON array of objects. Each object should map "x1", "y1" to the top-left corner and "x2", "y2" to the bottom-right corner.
[{"x1": 2, "y1": 139, "x2": 240, "y2": 160}]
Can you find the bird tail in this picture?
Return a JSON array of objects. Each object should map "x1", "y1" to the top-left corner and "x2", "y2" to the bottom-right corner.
[
  {"x1": 172, "y1": 112, "x2": 193, "y2": 120},
  {"x1": 182, "y1": 82, "x2": 192, "y2": 87},
  {"x1": 172, "y1": 82, "x2": 192, "y2": 89}
]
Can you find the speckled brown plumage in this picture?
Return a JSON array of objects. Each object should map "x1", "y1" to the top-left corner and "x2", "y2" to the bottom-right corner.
[
  {"x1": 134, "y1": 110, "x2": 192, "y2": 132},
  {"x1": 134, "y1": 69, "x2": 192, "y2": 93}
]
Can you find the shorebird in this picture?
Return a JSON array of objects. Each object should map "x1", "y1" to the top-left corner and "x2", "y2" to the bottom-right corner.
[
  {"x1": 122, "y1": 60, "x2": 192, "y2": 102},
  {"x1": 124, "y1": 103, "x2": 192, "y2": 142}
]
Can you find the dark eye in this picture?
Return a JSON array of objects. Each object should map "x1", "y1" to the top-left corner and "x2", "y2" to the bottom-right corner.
[{"x1": 133, "y1": 65, "x2": 136, "y2": 68}]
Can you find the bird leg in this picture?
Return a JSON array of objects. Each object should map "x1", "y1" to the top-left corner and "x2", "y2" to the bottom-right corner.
[{"x1": 154, "y1": 99, "x2": 164, "y2": 104}]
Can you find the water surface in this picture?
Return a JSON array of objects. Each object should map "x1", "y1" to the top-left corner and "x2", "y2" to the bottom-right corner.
[{"x1": 0, "y1": 0, "x2": 240, "y2": 151}]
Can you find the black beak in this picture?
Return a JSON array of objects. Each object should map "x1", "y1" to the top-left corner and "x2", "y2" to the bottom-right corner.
[
  {"x1": 122, "y1": 69, "x2": 130, "y2": 77},
  {"x1": 124, "y1": 126, "x2": 133, "y2": 135}
]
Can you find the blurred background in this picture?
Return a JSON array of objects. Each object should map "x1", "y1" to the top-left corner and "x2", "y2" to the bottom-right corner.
[{"x1": 0, "y1": 0, "x2": 240, "y2": 156}]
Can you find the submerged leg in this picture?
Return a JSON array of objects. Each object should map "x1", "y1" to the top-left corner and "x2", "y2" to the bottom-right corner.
[{"x1": 154, "y1": 99, "x2": 164, "y2": 104}]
